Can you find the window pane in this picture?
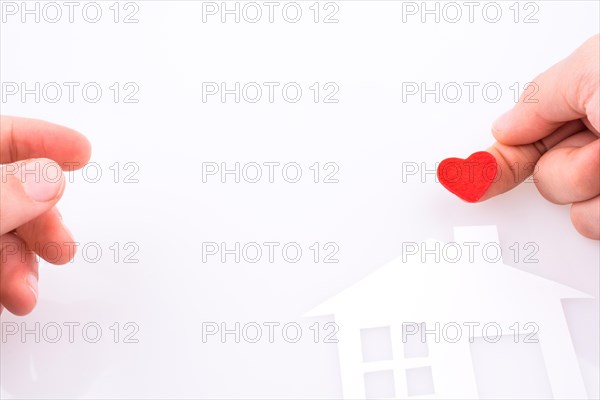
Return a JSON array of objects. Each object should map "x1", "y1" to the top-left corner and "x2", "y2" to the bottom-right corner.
[
  {"x1": 361, "y1": 326, "x2": 393, "y2": 362},
  {"x1": 406, "y1": 366, "x2": 435, "y2": 396},
  {"x1": 470, "y1": 333, "x2": 552, "y2": 399},
  {"x1": 403, "y1": 322, "x2": 429, "y2": 358},
  {"x1": 364, "y1": 370, "x2": 396, "y2": 399}
]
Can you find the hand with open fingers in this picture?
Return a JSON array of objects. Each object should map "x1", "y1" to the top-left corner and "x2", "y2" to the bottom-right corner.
[
  {"x1": 442, "y1": 34, "x2": 600, "y2": 240},
  {"x1": 0, "y1": 116, "x2": 91, "y2": 316}
]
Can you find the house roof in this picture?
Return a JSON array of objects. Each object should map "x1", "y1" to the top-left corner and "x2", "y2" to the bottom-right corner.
[{"x1": 305, "y1": 226, "x2": 591, "y2": 322}]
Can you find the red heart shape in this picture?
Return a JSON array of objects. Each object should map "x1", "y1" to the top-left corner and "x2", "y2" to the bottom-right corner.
[{"x1": 437, "y1": 151, "x2": 498, "y2": 203}]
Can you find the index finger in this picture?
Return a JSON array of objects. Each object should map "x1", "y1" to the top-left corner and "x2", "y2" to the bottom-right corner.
[
  {"x1": 480, "y1": 120, "x2": 588, "y2": 201},
  {"x1": 493, "y1": 34, "x2": 600, "y2": 145},
  {"x1": 0, "y1": 115, "x2": 92, "y2": 169}
]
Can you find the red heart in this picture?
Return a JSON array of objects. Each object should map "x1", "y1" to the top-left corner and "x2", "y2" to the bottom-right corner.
[{"x1": 437, "y1": 151, "x2": 498, "y2": 203}]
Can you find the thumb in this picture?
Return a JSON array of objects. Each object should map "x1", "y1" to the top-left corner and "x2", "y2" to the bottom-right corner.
[
  {"x1": 0, "y1": 158, "x2": 65, "y2": 235},
  {"x1": 479, "y1": 120, "x2": 588, "y2": 201}
]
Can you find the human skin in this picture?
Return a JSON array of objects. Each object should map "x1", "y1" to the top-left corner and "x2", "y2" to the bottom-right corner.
[
  {"x1": 481, "y1": 34, "x2": 599, "y2": 240},
  {"x1": 0, "y1": 116, "x2": 91, "y2": 315}
]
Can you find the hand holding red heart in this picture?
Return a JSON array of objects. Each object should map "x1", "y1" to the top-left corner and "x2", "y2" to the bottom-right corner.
[{"x1": 438, "y1": 34, "x2": 600, "y2": 240}]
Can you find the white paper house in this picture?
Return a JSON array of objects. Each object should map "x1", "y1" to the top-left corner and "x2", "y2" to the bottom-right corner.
[{"x1": 306, "y1": 226, "x2": 590, "y2": 399}]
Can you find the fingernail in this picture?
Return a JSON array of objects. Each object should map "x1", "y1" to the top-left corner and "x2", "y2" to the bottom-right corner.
[
  {"x1": 20, "y1": 160, "x2": 64, "y2": 202},
  {"x1": 492, "y1": 111, "x2": 511, "y2": 133},
  {"x1": 26, "y1": 273, "x2": 38, "y2": 301}
]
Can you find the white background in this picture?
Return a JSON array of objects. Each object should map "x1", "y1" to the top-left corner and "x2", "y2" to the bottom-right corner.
[{"x1": 0, "y1": 1, "x2": 599, "y2": 398}]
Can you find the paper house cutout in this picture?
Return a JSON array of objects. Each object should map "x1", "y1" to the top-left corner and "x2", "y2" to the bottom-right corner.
[{"x1": 306, "y1": 226, "x2": 590, "y2": 399}]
